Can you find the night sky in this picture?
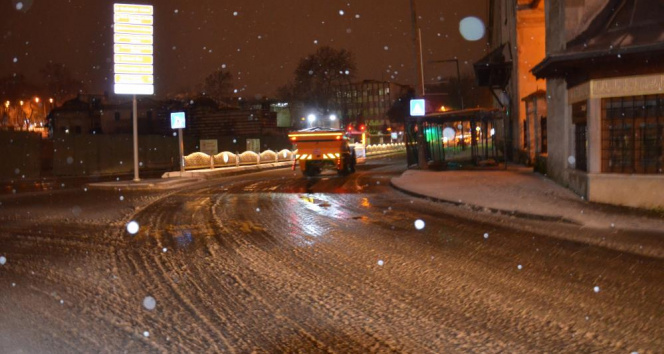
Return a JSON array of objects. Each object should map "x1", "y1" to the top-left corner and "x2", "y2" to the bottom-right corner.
[{"x1": 1, "y1": 0, "x2": 489, "y2": 99}]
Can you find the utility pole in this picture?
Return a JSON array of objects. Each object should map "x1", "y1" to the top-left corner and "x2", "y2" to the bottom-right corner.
[{"x1": 410, "y1": 0, "x2": 428, "y2": 169}]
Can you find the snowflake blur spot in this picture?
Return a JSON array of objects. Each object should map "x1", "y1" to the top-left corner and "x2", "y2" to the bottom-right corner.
[
  {"x1": 119, "y1": 196, "x2": 124, "y2": 201},
  {"x1": 517, "y1": 264, "x2": 523, "y2": 270},
  {"x1": 483, "y1": 233, "x2": 489, "y2": 239},
  {"x1": 13, "y1": 57, "x2": 18, "y2": 63},
  {"x1": 414, "y1": 219, "x2": 425, "y2": 230},
  {"x1": 0, "y1": 256, "x2": 6, "y2": 265},
  {"x1": 313, "y1": 40, "x2": 318, "y2": 44},
  {"x1": 568, "y1": 156, "x2": 576, "y2": 165},
  {"x1": 143, "y1": 296, "x2": 156, "y2": 310},
  {"x1": 126, "y1": 221, "x2": 140, "y2": 235},
  {"x1": 339, "y1": 10, "x2": 344, "y2": 15},
  {"x1": 377, "y1": 260, "x2": 384, "y2": 266},
  {"x1": 15, "y1": 2, "x2": 23, "y2": 10},
  {"x1": 233, "y1": 11, "x2": 238, "y2": 16},
  {"x1": 459, "y1": 16, "x2": 485, "y2": 41},
  {"x1": 143, "y1": 331, "x2": 150, "y2": 337},
  {"x1": 384, "y1": 46, "x2": 389, "y2": 50},
  {"x1": 60, "y1": 299, "x2": 64, "y2": 304},
  {"x1": 162, "y1": 247, "x2": 167, "y2": 253},
  {"x1": 593, "y1": 286, "x2": 600, "y2": 293},
  {"x1": 355, "y1": 14, "x2": 360, "y2": 19},
  {"x1": 174, "y1": 9, "x2": 178, "y2": 13},
  {"x1": 256, "y1": 208, "x2": 261, "y2": 212}
]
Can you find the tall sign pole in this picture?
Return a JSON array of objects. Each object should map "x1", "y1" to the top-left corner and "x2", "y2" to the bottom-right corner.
[
  {"x1": 113, "y1": 3, "x2": 154, "y2": 182},
  {"x1": 170, "y1": 112, "x2": 186, "y2": 174}
]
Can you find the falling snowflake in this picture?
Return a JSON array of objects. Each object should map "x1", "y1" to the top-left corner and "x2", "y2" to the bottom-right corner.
[
  {"x1": 593, "y1": 286, "x2": 600, "y2": 293},
  {"x1": 143, "y1": 296, "x2": 156, "y2": 310},
  {"x1": 162, "y1": 248, "x2": 168, "y2": 253},
  {"x1": 126, "y1": 221, "x2": 140, "y2": 235},
  {"x1": 0, "y1": 256, "x2": 6, "y2": 265},
  {"x1": 143, "y1": 331, "x2": 150, "y2": 337},
  {"x1": 119, "y1": 196, "x2": 124, "y2": 201},
  {"x1": 517, "y1": 264, "x2": 523, "y2": 270},
  {"x1": 377, "y1": 260, "x2": 384, "y2": 266},
  {"x1": 414, "y1": 219, "x2": 425, "y2": 230},
  {"x1": 483, "y1": 233, "x2": 489, "y2": 239},
  {"x1": 339, "y1": 10, "x2": 344, "y2": 15},
  {"x1": 233, "y1": 11, "x2": 238, "y2": 16}
]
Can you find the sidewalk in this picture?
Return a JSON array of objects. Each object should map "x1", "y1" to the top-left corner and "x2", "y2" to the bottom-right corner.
[{"x1": 390, "y1": 165, "x2": 664, "y2": 233}]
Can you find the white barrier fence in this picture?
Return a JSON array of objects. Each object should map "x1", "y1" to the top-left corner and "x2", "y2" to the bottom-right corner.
[{"x1": 183, "y1": 143, "x2": 405, "y2": 171}]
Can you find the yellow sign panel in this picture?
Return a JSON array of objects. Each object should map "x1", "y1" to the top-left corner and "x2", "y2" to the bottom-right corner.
[
  {"x1": 114, "y1": 64, "x2": 153, "y2": 74},
  {"x1": 114, "y1": 3, "x2": 154, "y2": 95},
  {"x1": 114, "y1": 54, "x2": 153, "y2": 65},
  {"x1": 114, "y1": 14, "x2": 153, "y2": 26},
  {"x1": 114, "y1": 23, "x2": 153, "y2": 35},
  {"x1": 114, "y1": 33, "x2": 153, "y2": 45},
  {"x1": 114, "y1": 4, "x2": 153, "y2": 15},
  {"x1": 114, "y1": 44, "x2": 153, "y2": 55},
  {"x1": 115, "y1": 74, "x2": 154, "y2": 85}
]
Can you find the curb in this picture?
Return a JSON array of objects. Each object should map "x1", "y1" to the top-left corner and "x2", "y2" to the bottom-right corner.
[{"x1": 389, "y1": 180, "x2": 580, "y2": 225}]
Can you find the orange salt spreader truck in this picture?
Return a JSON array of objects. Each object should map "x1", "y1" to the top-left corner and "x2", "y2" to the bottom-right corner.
[{"x1": 288, "y1": 127, "x2": 357, "y2": 177}]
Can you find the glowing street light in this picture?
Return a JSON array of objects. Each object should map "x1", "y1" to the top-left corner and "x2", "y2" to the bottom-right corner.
[
  {"x1": 307, "y1": 114, "x2": 316, "y2": 125},
  {"x1": 329, "y1": 114, "x2": 337, "y2": 121}
]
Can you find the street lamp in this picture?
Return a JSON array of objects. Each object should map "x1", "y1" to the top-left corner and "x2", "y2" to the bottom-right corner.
[
  {"x1": 307, "y1": 114, "x2": 316, "y2": 127},
  {"x1": 329, "y1": 114, "x2": 337, "y2": 121}
]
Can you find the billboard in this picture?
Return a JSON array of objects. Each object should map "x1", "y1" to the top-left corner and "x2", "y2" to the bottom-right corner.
[{"x1": 113, "y1": 4, "x2": 154, "y2": 95}]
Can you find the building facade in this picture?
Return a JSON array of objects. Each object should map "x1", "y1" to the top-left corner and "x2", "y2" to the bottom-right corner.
[
  {"x1": 533, "y1": 0, "x2": 664, "y2": 209},
  {"x1": 482, "y1": 0, "x2": 547, "y2": 164}
]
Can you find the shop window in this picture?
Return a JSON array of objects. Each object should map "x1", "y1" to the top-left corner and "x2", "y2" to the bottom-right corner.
[
  {"x1": 601, "y1": 95, "x2": 663, "y2": 174},
  {"x1": 572, "y1": 101, "x2": 588, "y2": 171}
]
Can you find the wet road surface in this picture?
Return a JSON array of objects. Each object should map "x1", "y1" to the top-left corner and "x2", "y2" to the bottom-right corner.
[{"x1": 0, "y1": 156, "x2": 662, "y2": 353}]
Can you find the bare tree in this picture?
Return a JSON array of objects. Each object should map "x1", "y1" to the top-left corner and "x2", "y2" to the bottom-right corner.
[
  {"x1": 203, "y1": 69, "x2": 233, "y2": 105},
  {"x1": 39, "y1": 62, "x2": 84, "y2": 105},
  {"x1": 280, "y1": 46, "x2": 356, "y2": 115}
]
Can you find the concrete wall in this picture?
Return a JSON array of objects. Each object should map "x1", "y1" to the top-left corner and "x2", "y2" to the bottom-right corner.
[
  {"x1": 545, "y1": 0, "x2": 566, "y2": 53},
  {"x1": 0, "y1": 131, "x2": 42, "y2": 179},
  {"x1": 588, "y1": 174, "x2": 664, "y2": 209},
  {"x1": 545, "y1": 78, "x2": 570, "y2": 184},
  {"x1": 52, "y1": 134, "x2": 196, "y2": 176}
]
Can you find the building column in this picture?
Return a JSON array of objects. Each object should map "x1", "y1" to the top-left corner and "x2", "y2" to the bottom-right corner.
[{"x1": 587, "y1": 97, "x2": 602, "y2": 173}]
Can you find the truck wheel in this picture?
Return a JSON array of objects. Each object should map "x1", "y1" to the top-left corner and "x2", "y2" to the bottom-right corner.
[
  {"x1": 349, "y1": 151, "x2": 356, "y2": 173},
  {"x1": 338, "y1": 155, "x2": 353, "y2": 176}
]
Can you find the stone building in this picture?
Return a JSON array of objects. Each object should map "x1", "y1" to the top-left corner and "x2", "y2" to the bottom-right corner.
[{"x1": 532, "y1": 0, "x2": 664, "y2": 208}]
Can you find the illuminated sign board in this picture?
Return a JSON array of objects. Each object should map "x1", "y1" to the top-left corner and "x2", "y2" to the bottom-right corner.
[
  {"x1": 410, "y1": 99, "x2": 426, "y2": 116},
  {"x1": 170, "y1": 112, "x2": 186, "y2": 129},
  {"x1": 113, "y1": 3, "x2": 154, "y2": 95}
]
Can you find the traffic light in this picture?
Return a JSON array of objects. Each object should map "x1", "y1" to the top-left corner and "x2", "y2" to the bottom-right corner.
[{"x1": 359, "y1": 124, "x2": 366, "y2": 132}]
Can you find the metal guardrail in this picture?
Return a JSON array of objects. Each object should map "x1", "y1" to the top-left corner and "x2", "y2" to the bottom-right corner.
[{"x1": 183, "y1": 144, "x2": 405, "y2": 170}]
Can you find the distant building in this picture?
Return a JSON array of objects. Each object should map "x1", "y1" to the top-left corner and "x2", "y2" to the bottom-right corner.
[
  {"x1": 49, "y1": 94, "x2": 290, "y2": 154},
  {"x1": 335, "y1": 80, "x2": 411, "y2": 133},
  {"x1": 532, "y1": 0, "x2": 664, "y2": 209}
]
